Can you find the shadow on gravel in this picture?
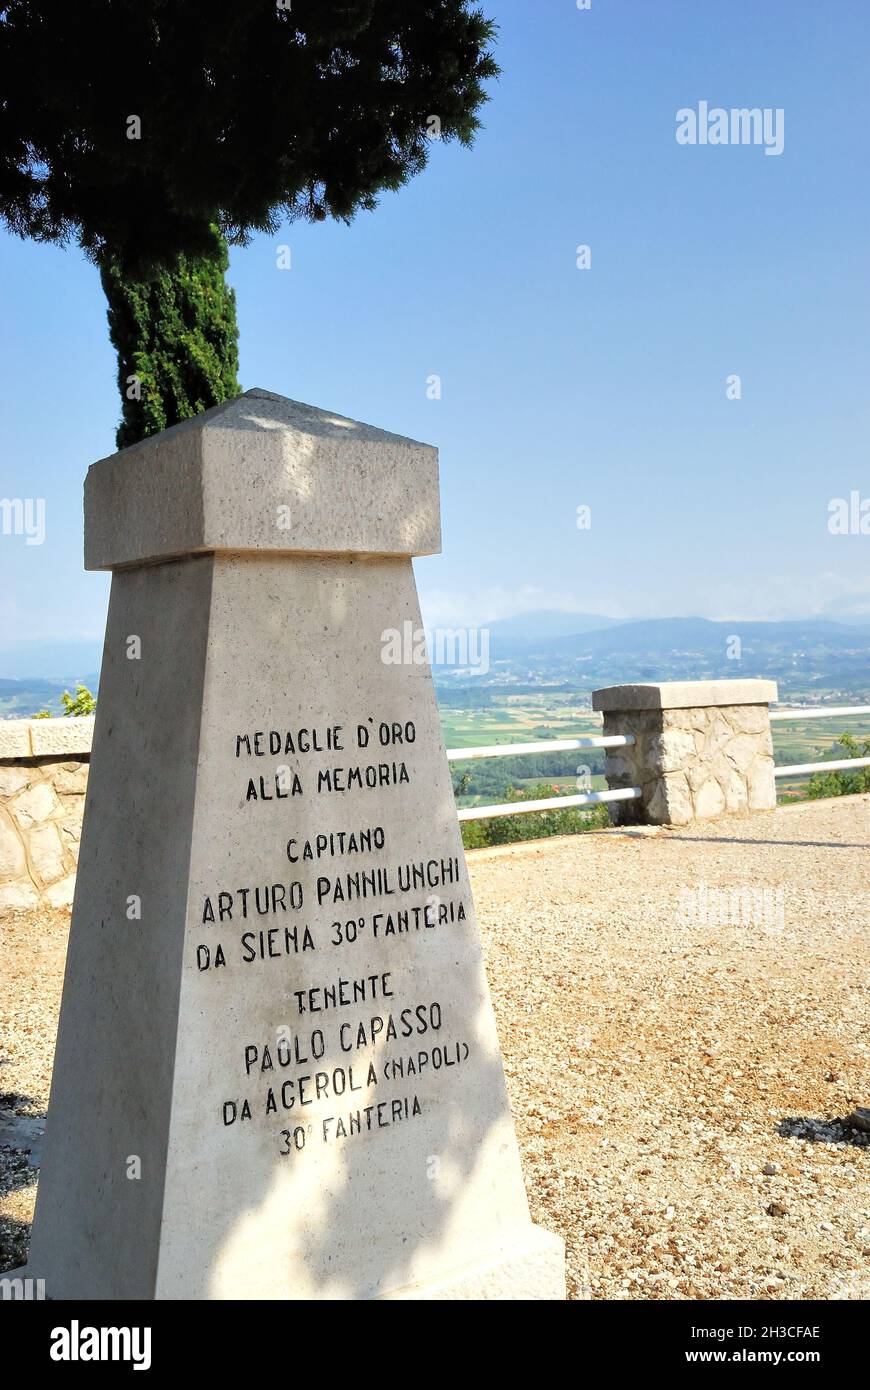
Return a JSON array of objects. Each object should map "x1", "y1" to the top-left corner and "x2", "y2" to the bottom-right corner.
[
  {"x1": 0, "y1": 1090, "x2": 45, "y2": 1183},
  {"x1": 778, "y1": 1115, "x2": 870, "y2": 1149},
  {"x1": 661, "y1": 837, "x2": 868, "y2": 849},
  {"x1": 0, "y1": 1090, "x2": 43, "y2": 1275},
  {"x1": 0, "y1": 1218, "x2": 32, "y2": 1276}
]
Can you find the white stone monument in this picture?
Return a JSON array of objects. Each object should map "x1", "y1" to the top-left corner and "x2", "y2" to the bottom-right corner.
[{"x1": 26, "y1": 389, "x2": 564, "y2": 1300}]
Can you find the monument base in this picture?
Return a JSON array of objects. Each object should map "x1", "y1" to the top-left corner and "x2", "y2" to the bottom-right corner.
[
  {"x1": 11, "y1": 1227, "x2": 564, "y2": 1301},
  {"x1": 379, "y1": 1225, "x2": 565, "y2": 1300}
]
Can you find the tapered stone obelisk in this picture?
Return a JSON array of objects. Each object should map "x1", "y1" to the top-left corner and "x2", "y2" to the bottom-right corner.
[{"x1": 27, "y1": 389, "x2": 564, "y2": 1300}]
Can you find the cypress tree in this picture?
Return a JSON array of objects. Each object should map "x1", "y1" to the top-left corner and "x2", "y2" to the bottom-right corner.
[
  {"x1": 99, "y1": 228, "x2": 240, "y2": 449},
  {"x1": 0, "y1": 2, "x2": 498, "y2": 445}
]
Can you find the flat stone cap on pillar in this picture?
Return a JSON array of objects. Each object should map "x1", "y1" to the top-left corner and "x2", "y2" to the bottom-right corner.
[
  {"x1": 592, "y1": 678, "x2": 779, "y2": 712},
  {"x1": 84, "y1": 388, "x2": 440, "y2": 570}
]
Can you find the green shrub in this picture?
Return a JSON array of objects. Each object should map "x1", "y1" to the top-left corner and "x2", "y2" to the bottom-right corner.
[
  {"x1": 460, "y1": 782, "x2": 611, "y2": 850},
  {"x1": 32, "y1": 684, "x2": 96, "y2": 718},
  {"x1": 806, "y1": 733, "x2": 870, "y2": 799}
]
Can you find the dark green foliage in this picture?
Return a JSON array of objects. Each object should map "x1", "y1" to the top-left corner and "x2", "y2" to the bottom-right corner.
[
  {"x1": 459, "y1": 782, "x2": 612, "y2": 850},
  {"x1": 32, "y1": 684, "x2": 97, "y2": 717},
  {"x1": 450, "y1": 750, "x2": 606, "y2": 799},
  {"x1": 0, "y1": 1, "x2": 499, "y2": 274},
  {"x1": 100, "y1": 228, "x2": 240, "y2": 448},
  {"x1": 806, "y1": 733, "x2": 870, "y2": 799},
  {"x1": 0, "y1": 1, "x2": 497, "y2": 443}
]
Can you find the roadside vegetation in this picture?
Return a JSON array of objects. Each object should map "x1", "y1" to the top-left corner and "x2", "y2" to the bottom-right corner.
[
  {"x1": 459, "y1": 781, "x2": 611, "y2": 850},
  {"x1": 805, "y1": 733, "x2": 870, "y2": 798},
  {"x1": 32, "y1": 684, "x2": 97, "y2": 718}
]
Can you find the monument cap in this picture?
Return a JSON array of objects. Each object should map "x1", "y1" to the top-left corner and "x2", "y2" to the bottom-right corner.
[{"x1": 84, "y1": 388, "x2": 441, "y2": 570}]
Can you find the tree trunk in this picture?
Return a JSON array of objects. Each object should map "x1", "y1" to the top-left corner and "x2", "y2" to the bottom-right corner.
[{"x1": 99, "y1": 226, "x2": 240, "y2": 450}]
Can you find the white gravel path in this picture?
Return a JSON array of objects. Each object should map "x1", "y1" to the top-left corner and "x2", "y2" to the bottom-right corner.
[{"x1": 471, "y1": 795, "x2": 870, "y2": 1299}]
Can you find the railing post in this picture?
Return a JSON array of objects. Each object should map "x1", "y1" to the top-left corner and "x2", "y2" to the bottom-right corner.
[{"x1": 592, "y1": 680, "x2": 779, "y2": 827}]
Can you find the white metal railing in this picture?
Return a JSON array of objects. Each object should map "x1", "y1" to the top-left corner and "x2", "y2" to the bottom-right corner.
[
  {"x1": 456, "y1": 786, "x2": 641, "y2": 822},
  {"x1": 446, "y1": 733, "x2": 634, "y2": 761},
  {"x1": 774, "y1": 758, "x2": 870, "y2": 778},
  {"x1": 770, "y1": 704, "x2": 870, "y2": 781},
  {"x1": 447, "y1": 731, "x2": 640, "y2": 822},
  {"x1": 770, "y1": 705, "x2": 870, "y2": 722},
  {"x1": 449, "y1": 703, "x2": 870, "y2": 822}
]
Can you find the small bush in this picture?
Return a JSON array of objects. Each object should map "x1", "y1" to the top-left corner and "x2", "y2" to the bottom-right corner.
[
  {"x1": 460, "y1": 781, "x2": 611, "y2": 850},
  {"x1": 32, "y1": 684, "x2": 97, "y2": 718},
  {"x1": 806, "y1": 733, "x2": 870, "y2": 799}
]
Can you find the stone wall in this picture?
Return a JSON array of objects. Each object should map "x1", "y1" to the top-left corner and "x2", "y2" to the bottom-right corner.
[
  {"x1": 593, "y1": 680, "x2": 778, "y2": 827},
  {"x1": 0, "y1": 718, "x2": 94, "y2": 913}
]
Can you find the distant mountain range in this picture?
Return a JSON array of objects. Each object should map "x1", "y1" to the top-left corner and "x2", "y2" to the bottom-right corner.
[
  {"x1": 480, "y1": 608, "x2": 867, "y2": 650},
  {"x1": 484, "y1": 611, "x2": 628, "y2": 639},
  {"x1": 437, "y1": 611, "x2": 870, "y2": 697},
  {"x1": 0, "y1": 640, "x2": 101, "y2": 717},
  {"x1": 0, "y1": 675, "x2": 100, "y2": 719},
  {"x1": 2, "y1": 612, "x2": 868, "y2": 715},
  {"x1": 492, "y1": 614, "x2": 870, "y2": 657}
]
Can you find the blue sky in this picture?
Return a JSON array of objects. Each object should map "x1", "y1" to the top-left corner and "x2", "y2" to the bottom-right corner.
[{"x1": 2, "y1": 0, "x2": 869, "y2": 666}]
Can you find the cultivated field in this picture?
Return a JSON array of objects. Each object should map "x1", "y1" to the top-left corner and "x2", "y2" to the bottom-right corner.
[{"x1": 439, "y1": 697, "x2": 867, "y2": 806}]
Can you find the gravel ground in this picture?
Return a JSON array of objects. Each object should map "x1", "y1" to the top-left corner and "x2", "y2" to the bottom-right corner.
[
  {"x1": 0, "y1": 904, "x2": 68, "y2": 1273},
  {"x1": 473, "y1": 795, "x2": 870, "y2": 1300},
  {"x1": 1, "y1": 795, "x2": 868, "y2": 1299}
]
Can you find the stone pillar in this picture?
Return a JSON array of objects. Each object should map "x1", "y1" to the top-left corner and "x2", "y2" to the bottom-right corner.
[
  {"x1": 592, "y1": 680, "x2": 778, "y2": 827},
  {"x1": 25, "y1": 389, "x2": 564, "y2": 1301}
]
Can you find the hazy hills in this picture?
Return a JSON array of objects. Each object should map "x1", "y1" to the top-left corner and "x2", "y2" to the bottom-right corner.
[
  {"x1": 450, "y1": 612, "x2": 870, "y2": 696},
  {"x1": 484, "y1": 611, "x2": 627, "y2": 639},
  {"x1": 494, "y1": 614, "x2": 870, "y2": 657},
  {"x1": 1, "y1": 613, "x2": 868, "y2": 716}
]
